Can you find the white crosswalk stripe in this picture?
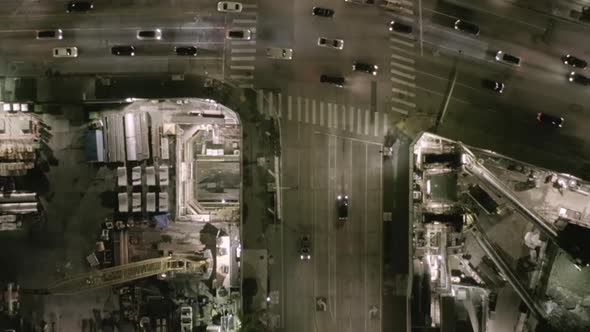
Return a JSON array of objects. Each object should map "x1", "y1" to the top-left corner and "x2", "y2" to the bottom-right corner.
[
  {"x1": 388, "y1": 1, "x2": 418, "y2": 116},
  {"x1": 255, "y1": 91, "x2": 391, "y2": 137},
  {"x1": 226, "y1": 7, "x2": 258, "y2": 88}
]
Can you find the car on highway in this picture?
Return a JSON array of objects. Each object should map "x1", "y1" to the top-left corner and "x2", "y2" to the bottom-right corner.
[
  {"x1": 36, "y1": 29, "x2": 63, "y2": 40},
  {"x1": 266, "y1": 47, "x2": 293, "y2": 60},
  {"x1": 320, "y1": 75, "x2": 345, "y2": 87},
  {"x1": 111, "y1": 45, "x2": 135, "y2": 56},
  {"x1": 226, "y1": 28, "x2": 252, "y2": 40},
  {"x1": 175, "y1": 46, "x2": 198, "y2": 56},
  {"x1": 482, "y1": 79, "x2": 504, "y2": 93},
  {"x1": 454, "y1": 19, "x2": 480, "y2": 36},
  {"x1": 137, "y1": 29, "x2": 162, "y2": 40},
  {"x1": 563, "y1": 54, "x2": 587, "y2": 69},
  {"x1": 352, "y1": 61, "x2": 378, "y2": 75},
  {"x1": 389, "y1": 20, "x2": 412, "y2": 33},
  {"x1": 217, "y1": 1, "x2": 242, "y2": 13},
  {"x1": 568, "y1": 71, "x2": 590, "y2": 85},
  {"x1": 312, "y1": 7, "x2": 335, "y2": 18},
  {"x1": 66, "y1": 1, "x2": 93, "y2": 12},
  {"x1": 53, "y1": 47, "x2": 78, "y2": 58},
  {"x1": 495, "y1": 50, "x2": 521, "y2": 66},
  {"x1": 299, "y1": 235, "x2": 311, "y2": 260},
  {"x1": 537, "y1": 112, "x2": 564, "y2": 128},
  {"x1": 317, "y1": 37, "x2": 344, "y2": 50},
  {"x1": 337, "y1": 195, "x2": 349, "y2": 221}
]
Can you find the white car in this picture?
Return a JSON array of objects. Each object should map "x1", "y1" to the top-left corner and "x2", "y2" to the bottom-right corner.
[
  {"x1": 53, "y1": 47, "x2": 78, "y2": 58},
  {"x1": 217, "y1": 1, "x2": 242, "y2": 12},
  {"x1": 180, "y1": 306, "x2": 193, "y2": 332},
  {"x1": 317, "y1": 37, "x2": 344, "y2": 50},
  {"x1": 226, "y1": 28, "x2": 252, "y2": 40},
  {"x1": 265, "y1": 47, "x2": 293, "y2": 60},
  {"x1": 137, "y1": 29, "x2": 162, "y2": 40}
]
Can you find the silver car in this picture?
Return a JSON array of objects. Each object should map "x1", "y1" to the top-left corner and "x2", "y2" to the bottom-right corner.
[{"x1": 317, "y1": 37, "x2": 343, "y2": 50}]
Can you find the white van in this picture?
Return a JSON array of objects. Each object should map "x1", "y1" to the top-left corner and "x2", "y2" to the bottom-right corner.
[{"x1": 53, "y1": 47, "x2": 78, "y2": 58}]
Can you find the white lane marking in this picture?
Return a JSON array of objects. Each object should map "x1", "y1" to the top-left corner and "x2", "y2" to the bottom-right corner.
[
  {"x1": 277, "y1": 93, "x2": 282, "y2": 118},
  {"x1": 305, "y1": 98, "x2": 309, "y2": 123},
  {"x1": 320, "y1": 102, "x2": 324, "y2": 126},
  {"x1": 390, "y1": 32, "x2": 416, "y2": 41},
  {"x1": 327, "y1": 103, "x2": 332, "y2": 128},
  {"x1": 391, "y1": 77, "x2": 416, "y2": 88},
  {"x1": 364, "y1": 109, "x2": 369, "y2": 135},
  {"x1": 312, "y1": 99, "x2": 317, "y2": 125},
  {"x1": 297, "y1": 96, "x2": 302, "y2": 122},
  {"x1": 233, "y1": 19, "x2": 257, "y2": 24},
  {"x1": 392, "y1": 87, "x2": 416, "y2": 97},
  {"x1": 390, "y1": 37, "x2": 415, "y2": 48},
  {"x1": 230, "y1": 74, "x2": 253, "y2": 79},
  {"x1": 231, "y1": 40, "x2": 256, "y2": 45},
  {"x1": 391, "y1": 53, "x2": 415, "y2": 64},
  {"x1": 383, "y1": 113, "x2": 389, "y2": 135},
  {"x1": 231, "y1": 48, "x2": 256, "y2": 53},
  {"x1": 390, "y1": 61, "x2": 415, "y2": 72},
  {"x1": 333, "y1": 104, "x2": 338, "y2": 129},
  {"x1": 257, "y1": 90, "x2": 263, "y2": 115},
  {"x1": 230, "y1": 65, "x2": 255, "y2": 70},
  {"x1": 391, "y1": 97, "x2": 416, "y2": 108},
  {"x1": 357, "y1": 108, "x2": 362, "y2": 134},
  {"x1": 389, "y1": 44, "x2": 416, "y2": 56},
  {"x1": 341, "y1": 105, "x2": 347, "y2": 131},
  {"x1": 288, "y1": 95, "x2": 292, "y2": 121},
  {"x1": 374, "y1": 112, "x2": 379, "y2": 137},
  {"x1": 349, "y1": 106, "x2": 355, "y2": 132},
  {"x1": 231, "y1": 56, "x2": 256, "y2": 61},
  {"x1": 268, "y1": 91, "x2": 274, "y2": 117},
  {"x1": 391, "y1": 106, "x2": 409, "y2": 115},
  {"x1": 239, "y1": 83, "x2": 253, "y2": 88},
  {"x1": 390, "y1": 68, "x2": 416, "y2": 80},
  {"x1": 242, "y1": 4, "x2": 258, "y2": 8}
]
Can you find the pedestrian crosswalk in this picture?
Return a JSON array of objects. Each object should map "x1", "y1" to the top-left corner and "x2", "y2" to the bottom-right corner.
[
  {"x1": 386, "y1": 0, "x2": 418, "y2": 116},
  {"x1": 256, "y1": 91, "x2": 392, "y2": 137},
  {"x1": 227, "y1": 3, "x2": 258, "y2": 88}
]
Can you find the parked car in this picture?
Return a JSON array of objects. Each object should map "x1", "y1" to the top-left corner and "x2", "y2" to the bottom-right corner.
[
  {"x1": 137, "y1": 29, "x2": 162, "y2": 40},
  {"x1": 111, "y1": 45, "x2": 135, "y2": 56},
  {"x1": 317, "y1": 37, "x2": 344, "y2": 50},
  {"x1": 337, "y1": 195, "x2": 349, "y2": 221},
  {"x1": 563, "y1": 54, "x2": 587, "y2": 69},
  {"x1": 53, "y1": 47, "x2": 78, "y2": 58},
  {"x1": 495, "y1": 50, "x2": 521, "y2": 66},
  {"x1": 537, "y1": 112, "x2": 564, "y2": 128},
  {"x1": 217, "y1": 1, "x2": 242, "y2": 13},
  {"x1": 66, "y1": 1, "x2": 93, "y2": 12},
  {"x1": 266, "y1": 47, "x2": 293, "y2": 60},
  {"x1": 352, "y1": 61, "x2": 378, "y2": 75},
  {"x1": 299, "y1": 235, "x2": 311, "y2": 260},
  {"x1": 568, "y1": 71, "x2": 590, "y2": 85},
  {"x1": 454, "y1": 19, "x2": 480, "y2": 36},
  {"x1": 36, "y1": 29, "x2": 63, "y2": 40},
  {"x1": 389, "y1": 20, "x2": 412, "y2": 33},
  {"x1": 320, "y1": 75, "x2": 345, "y2": 87},
  {"x1": 312, "y1": 7, "x2": 335, "y2": 18},
  {"x1": 180, "y1": 306, "x2": 193, "y2": 332},
  {"x1": 175, "y1": 46, "x2": 198, "y2": 56},
  {"x1": 226, "y1": 28, "x2": 252, "y2": 40},
  {"x1": 482, "y1": 79, "x2": 504, "y2": 93}
]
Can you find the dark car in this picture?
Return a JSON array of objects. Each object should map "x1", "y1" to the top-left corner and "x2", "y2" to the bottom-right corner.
[
  {"x1": 482, "y1": 79, "x2": 504, "y2": 93},
  {"x1": 111, "y1": 45, "x2": 135, "y2": 56},
  {"x1": 36, "y1": 29, "x2": 63, "y2": 39},
  {"x1": 563, "y1": 54, "x2": 587, "y2": 69},
  {"x1": 352, "y1": 62, "x2": 378, "y2": 75},
  {"x1": 454, "y1": 20, "x2": 480, "y2": 36},
  {"x1": 581, "y1": 6, "x2": 590, "y2": 22},
  {"x1": 389, "y1": 20, "x2": 412, "y2": 33},
  {"x1": 175, "y1": 46, "x2": 198, "y2": 56},
  {"x1": 312, "y1": 7, "x2": 335, "y2": 18},
  {"x1": 337, "y1": 195, "x2": 349, "y2": 221},
  {"x1": 66, "y1": 1, "x2": 93, "y2": 12},
  {"x1": 299, "y1": 235, "x2": 311, "y2": 260},
  {"x1": 320, "y1": 75, "x2": 345, "y2": 87},
  {"x1": 537, "y1": 112, "x2": 564, "y2": 128},
  {"x1": 568, "y1": 71, "x2": 590, "y2": 85}
]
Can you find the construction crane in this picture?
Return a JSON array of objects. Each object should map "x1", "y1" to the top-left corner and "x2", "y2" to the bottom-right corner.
[{"x1": 31, "y1": 251, "x2": 212, "y2": 296}]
